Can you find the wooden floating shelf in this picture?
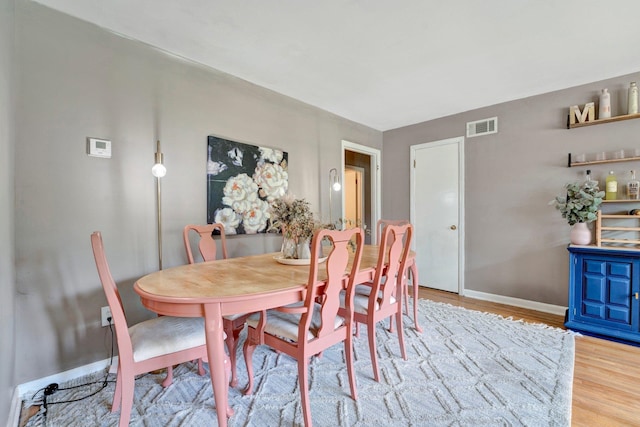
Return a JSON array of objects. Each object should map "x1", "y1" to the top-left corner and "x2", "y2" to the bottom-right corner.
[
  {"x1": 567, "y1": 112, "x2": 640, "y2": 129},
  {"x1": 568, "y1": 155, "x2": 640, "y2": 167},
  {"x1": 602, "y1": 199, "x2": 640, "y2": 203}
]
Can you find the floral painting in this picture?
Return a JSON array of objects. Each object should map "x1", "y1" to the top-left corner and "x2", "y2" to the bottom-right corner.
[{"x1": 207, "y1": 136, "x2": 288, "y2": 234}]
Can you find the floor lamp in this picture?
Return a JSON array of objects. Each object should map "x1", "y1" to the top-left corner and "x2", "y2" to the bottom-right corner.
[
  {"x1": 329, "y1": 168, "x2": 342, "y2": 225},
  {"x1": 151, "y1": 140, "x2": 166, "y2": 270}
]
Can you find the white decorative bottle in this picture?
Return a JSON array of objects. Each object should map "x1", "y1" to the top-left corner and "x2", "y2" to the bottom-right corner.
[
  {"x1": 628, "y1": 82, "x2": 638, "y2": 114},
  {"x1": 599, "y1": 88, "x2": 611, "y2": 119}
]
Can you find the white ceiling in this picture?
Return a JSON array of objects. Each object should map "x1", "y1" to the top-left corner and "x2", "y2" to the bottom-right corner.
[{"x1": 31, "y1": 0, "x2": 640, "y2": 131}]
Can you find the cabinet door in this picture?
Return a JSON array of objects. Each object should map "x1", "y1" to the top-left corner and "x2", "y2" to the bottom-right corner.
[{"x1": 574, "y1": 256, "x2": 637, "y2": 331}]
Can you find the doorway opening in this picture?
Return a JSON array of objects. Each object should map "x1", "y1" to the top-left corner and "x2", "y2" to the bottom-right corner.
[
  {"x1": 344, "y1": 166, "x2": 365, "y2": 232},
  {"x1": 342, "y1": 141, "x2": 381, "y2": 245}
]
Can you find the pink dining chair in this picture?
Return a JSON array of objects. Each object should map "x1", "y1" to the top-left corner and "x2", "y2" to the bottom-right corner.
[
  {"x1": 91, "y1": 231, "x2": 229, "y2": 427},
  {"x1": 341, "y1": 223, "x2": 413, "y2": 382},
  {"x1": 183, "y1": 223, "x2": 248, "y2": 387},
  {"x1": 243, "y1": 227, "x2": 364, "y2": 427},
  {"x1": 376, "y1": 219, "x2": 422, "y2": 332}
]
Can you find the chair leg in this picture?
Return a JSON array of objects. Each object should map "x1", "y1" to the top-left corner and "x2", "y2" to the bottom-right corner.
[
  {"x1": 410, "y1": 262, "x2": 422, "y2": 332},
  {"x1": 395, "y1": 306, "x2": 408, "y2": 360},
  {"x1": 222, "y1": 352, "x2": 233, "y2": 418},
  {"x1": 224, "y1": 321, "x2": 243, "y2": 387},
  {"x1": 161, "y1": 365, "x2": 174, "y2": 387},
  {"x1": 242, "y1": 336, "x2": 256, "y2": 395},
  {"x1": 367, "y1": 321, "x2": 380, "y2": 382},
  {"x1": 298, "y1": 358, "x2": 313, "y2": 427},
  {"x1": 117, "y1": 368, "x2": 135, "y2": 427},
  {"x1": 344, "y1": 330, "x2": 358, "y2": 401},
  {"x1": 111, "y1": 365, "x2": 123, "y2": 412},
  {"x1": 197, "y1": 358, "x2": 205, "y2": 376}
]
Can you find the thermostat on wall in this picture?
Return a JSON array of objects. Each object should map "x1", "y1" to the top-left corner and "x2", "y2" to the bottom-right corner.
[{"x1": 87, "y1": 137, "x2": 112, "y2": 158}]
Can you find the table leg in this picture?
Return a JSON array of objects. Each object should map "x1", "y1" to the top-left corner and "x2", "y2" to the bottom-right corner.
[
  {"x1": 203, "y1": 303, "x2": 233, "y2": 426},
  {"x1": 410, "y1": 260, "x2": 423, "y2": 333}
]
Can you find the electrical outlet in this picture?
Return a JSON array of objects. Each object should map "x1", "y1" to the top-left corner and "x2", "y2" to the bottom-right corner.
[{"x1": 101, "y1": 306, "x2": 112, "y2": 327}]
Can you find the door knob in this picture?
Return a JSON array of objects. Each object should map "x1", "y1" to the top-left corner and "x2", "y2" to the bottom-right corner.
[{"x1": 450, "y1": 225, "x2": 457, "y2": 230}]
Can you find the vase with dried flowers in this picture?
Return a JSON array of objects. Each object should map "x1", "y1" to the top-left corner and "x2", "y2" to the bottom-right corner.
[{"x1": 269, "y1": 194, "x2": 321, "y2": 259}]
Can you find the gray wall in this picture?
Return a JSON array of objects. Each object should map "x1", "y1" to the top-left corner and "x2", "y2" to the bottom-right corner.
[
  {"x1": 11, "y1": 0, "x2": 640, "y2": 397},
  {"x1": 14, "y1": 2, "x2": 381, "y2": 384},
  {"x1": 0, "y1": 0, "x2": 15, "y2": 421},
  {"x1": 384, "y1": 73, "x2": 640, "y2": 306}
]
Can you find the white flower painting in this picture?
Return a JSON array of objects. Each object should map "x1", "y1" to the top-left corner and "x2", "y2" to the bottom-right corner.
[{"x1": 207, "y1": 136, "x2": 288, "y2": 234}]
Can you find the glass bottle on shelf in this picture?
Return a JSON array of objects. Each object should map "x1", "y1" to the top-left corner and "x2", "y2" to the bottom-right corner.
[
  {"x1": 605, "y1": 170, "x2": 618, "y2": 200},
  {"x1": 599, "y1": 88, "x2": 611, "y2": 119},
  {"x1": 628, "y1": 82, "x2": 638, "y2": 115},
  {"x1": 627, "y1": 170, "x2": 639, "y2": 200}
]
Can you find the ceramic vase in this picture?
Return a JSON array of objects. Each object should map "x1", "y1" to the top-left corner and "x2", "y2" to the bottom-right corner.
[
  {"x1": 281, "y1": 236, "x2": 311, "y2": 259},
  {"x1": 281, "y1": 236, "x2": 298, "y2": 259},
  {"x1": 296, "y1": 238, "x2": 311, "y2": 259},
  {"x1": 570, "y1": 222, "x2": 592, "y2": 245}
]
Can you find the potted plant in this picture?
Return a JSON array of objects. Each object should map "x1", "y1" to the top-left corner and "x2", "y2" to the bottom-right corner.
[
  {"x1": 551, "y1": 179, "x2": 604, "y2": 245},
  {"x1": 269, "y1": 194, "x2": 320, "y2": 259}
]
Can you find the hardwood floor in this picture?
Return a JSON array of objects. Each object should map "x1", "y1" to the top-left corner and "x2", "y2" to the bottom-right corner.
[{"x1": 417, "y1": 287, "x2": 640, "y2": 427}]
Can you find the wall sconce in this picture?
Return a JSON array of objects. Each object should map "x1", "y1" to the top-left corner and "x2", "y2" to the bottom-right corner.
[
  {"x1": 329, "y1": 168, "x2": 342, "y2": 224},
  {"x1": 152, "y1": 140, "x2": 165, "y2": 270}
]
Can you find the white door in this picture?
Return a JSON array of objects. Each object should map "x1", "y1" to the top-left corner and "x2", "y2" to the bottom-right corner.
[{"x1": 410, "y1": 137, "x2": 464, "y2": 293}]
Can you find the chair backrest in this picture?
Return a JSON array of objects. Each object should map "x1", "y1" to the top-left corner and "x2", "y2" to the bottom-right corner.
[
  {"x1": 371, "y1": 223, "x2": 413, "y2": 310},
  {"x1": 301, "y1": 227, "x2": 364, "y2": 341},
  {"x1": 91, "y1": 231, "x2": 134, "y2": 357},
  {"x1": 376, "y1": 219, "x2": 409, "y2": 245},
  {"x1": 183, "y1": 224, "x2": 228, "y2": 264}
]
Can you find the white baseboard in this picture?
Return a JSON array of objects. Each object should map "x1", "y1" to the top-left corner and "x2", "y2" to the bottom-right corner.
[
  {"x1": 15, "y1": 357, "x2": 118, "y2": 401},
  {"x1": 8, "y1": 358, "x2": 118, "y2": 427},
  {"x1": 462, "y1": 289, "x2": 567, "y2": 317}
]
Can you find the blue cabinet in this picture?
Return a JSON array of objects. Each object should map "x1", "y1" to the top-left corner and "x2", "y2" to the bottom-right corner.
[{"x1": 566, "y1": 246, "x2": 640, "y2": 344}]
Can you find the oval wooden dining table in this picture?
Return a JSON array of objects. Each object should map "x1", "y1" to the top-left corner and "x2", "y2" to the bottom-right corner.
[{"x1": 134, "y1": 245, "x2": 411, "y2": 427}]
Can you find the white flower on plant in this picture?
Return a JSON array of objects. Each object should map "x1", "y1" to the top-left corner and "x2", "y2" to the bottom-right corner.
[
  {"x1": 258, "y1": 147, "x2": 283, "y2": 164},
  {"x1": 254, "y1": 162, "x2": 288, "y2": 202},
  {"x1": 222, "y1": 173, "x2": 259, "y2": 214},
  {"x1": 242, "y1": 199, "x2": 270, "y2": 234},
  {"x1": 214, "y1": 207, "x2": 241, "y2": 235}
]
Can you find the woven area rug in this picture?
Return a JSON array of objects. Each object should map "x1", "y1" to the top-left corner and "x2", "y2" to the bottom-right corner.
[{"x1": 24, "y1": 299, "x2": 575, "y2": 426}]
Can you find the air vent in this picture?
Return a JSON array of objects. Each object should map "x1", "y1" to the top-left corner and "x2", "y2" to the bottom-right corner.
[{"x1": 466, "y1": 117, "x2": 498, "y2": 138}]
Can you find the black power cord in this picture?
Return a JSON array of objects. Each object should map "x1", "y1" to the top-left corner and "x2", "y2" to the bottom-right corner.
[{"x1": 28, "y1": 321, "x2": 116, "y2": 426}]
